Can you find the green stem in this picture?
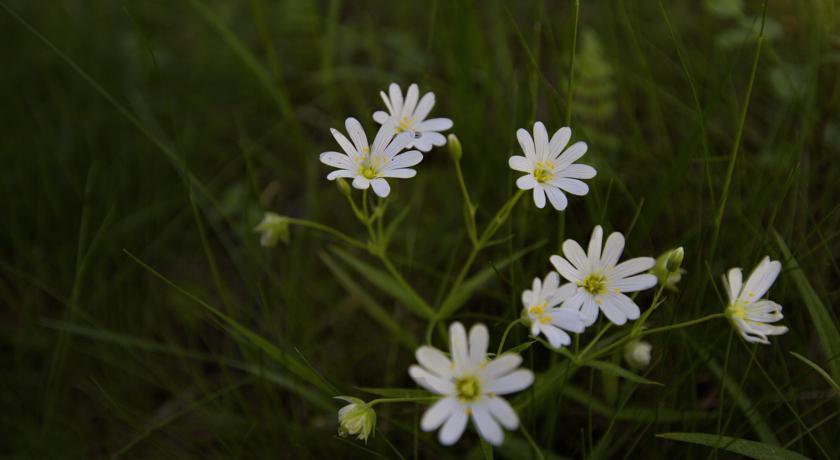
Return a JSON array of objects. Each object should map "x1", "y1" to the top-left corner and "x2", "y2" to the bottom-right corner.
[
  {"x1": 593, "y1": 313, "x2": 726, "y2": 360},
  {"x1": 284, "y1": 218, "x2": 366, "y2": 250},
  {"x1": 453, "y1": 158, "x2": 478, "y2": 245},
  {"x1": 578, "y1": 323, "x2": 612, "y2": 360},
  {"x1": 369, "y1": 396, "x2": 440, "y2": 406},
  {"x1": 378, "y1": 253, "x2": 434, "y2": 317},
  {"x1": 497, "y1": 318, "x2": 524, "y2": 355}
]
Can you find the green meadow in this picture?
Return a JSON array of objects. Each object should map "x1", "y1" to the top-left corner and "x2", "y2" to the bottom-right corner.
[{"x1": 1, "y1": 0, "x2": 839, "y2": 458}]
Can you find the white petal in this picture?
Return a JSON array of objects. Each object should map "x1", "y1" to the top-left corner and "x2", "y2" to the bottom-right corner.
[
  {"x1": 549, "y1": 126, "x2": 571, "y2": 158},
  {"x1": 532, "y1": 186, "x2": 546, "y2": 208},
  {"x1": 409, "y1": 365, "x2": 454, "y2": 394},
  {"x1": 388, "y1": 83, "x2": 404, "y2": 115},
  {"x1": 611, "y1": 274, "x2": 657, "y2": 292},
  {"x1": 745, "y1": 300, "x2": 785, "y2": 323},
  {"x1": 598, "y1": 296, "x2": 627, "y2": 325},
  {"x1": 469, "y1": 324, "x2": 489, "y2": 366},
  {"x1": 552, "y1": 178, "x2": 589, "y2": 196},
  {"x1": 587, "y1": 226, "x2": 604, "y2": 267},
  {"x1": 726, "y1": 268, "x2": 743, "y2": 303},
  {"x1": 402, "y1": 83, "x2": 419, "y2": 117},
  {"x1": 609, "y1": 292, "x2": 641, "y2": 321},
  {"x1": 549, "y1": 308, "x2": 586, "y2": 333},
  {"x1": 562, "y1": 239, "x2": 589, "y2": 271},
  {"x1": 373, "y1": 110, "x2": 390, "y2": 124},
  {"x1": 542, "y1": 271, "x2": 560, "y2": 296},
  {"x1": 739, "y1": 258, "x2": 781, "y2": 303},
  {"x1": 416, "y1": 118, "x2": 452, "y2": 132},
  {"x1": 382, "y1": 128, "x2": 409, "y2": 157},
  {"x1": 611, "y1": 257, "x2": 656, "y2": 279},
  {"x1": 413, "y1": 92, "x2": 436, "y2": 122},
  {"x1": 472, "y1": 403, "x2": 504, "y2": 446},
  {"x1": 380, "y1": 90, "x2": 394, "y2": 115},
  {"x1": 370, "y1": 178, "x2": 391, "y2": 197},
  {"x1": 600, "y1": 232, "x2": 625, "y2": 269},
  {"x1": 561, "y1": 290, "x2": 586, "y2": 312},
  {"x1": 421, "y1": 397, "x2": 459, "y2": 431},
  {"x1": 416, "y1": 346, "x2": 454, "y2": 379},
  {"x1": 423, "y1": 132, "x2": 447, "y2": 147},
  {"x1": 581, "y1": 295, "x2": 599, "y2": 326},
  {"x1": 486, "y1": 396, "x2": 519, "y2": 430},
  {"x1": 545, "y1": 186, "x2": 568, "y2": 211},
  {"x1": 556, "y1": 141, "x2": 588, "y2": 168},
  {"x1": 351, "y1": 176, "x2": 370, "y2": 190},
  {"x1": 550, "y1": 255, "x2": 583, "y2": 283},
  {"x1": 561, "y1": 163, "x2": 597, "y2": 179},
  {"x1": 449, "y1": 322, "x2": 470, "y2": 372},
  {"x1": 480, "y1": 354, "x2": 522, "y2": 380},
  {"x1": 540, "y1": 323, "x2": 570, "y2": 348},
  {"x1": 385, "y1": 151, "x2": 423, "y2": 170},
  {"x1": 439, "y1": 407, "x2": 468, "y2": 445},
  {"x1": 533, "y1": 121, "x2": 550, "y2": 160},
  {"x1": 508, "y1": 155, "x2": 531, "y2": 173},
  {"x1": 516, "y1": 175, "x2": 537, "y2": 190},
  {"x1": 331, "y1": 128, "x2": 359, "y2": 158},
  {"x1": 516, "y1": 128, "x2": 536, "y2": 159},
  {"x1": 319, "y1": 151, "x2": 354, "y2": 169},
  {"x1": 345, "y1": 117, "x2": 368, "y2": 153},
  {"x1": 484, "y1": 369, "x2": 534, "y2": 395},
  {"x1": 379, "y1": 168, "x2": 416, "y2": 179},
  {"x1": 326, "y1": 169, "x2": 357, "y2": 180},
  {"x1": 521, "y1": 288, "x2": 534, "y2": 307},
  {"x1": 549, "y1": 282, "x2": 578, "y2": 306}
]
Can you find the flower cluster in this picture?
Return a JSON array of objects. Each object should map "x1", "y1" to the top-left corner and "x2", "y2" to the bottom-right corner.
[{"x1": 259, "y1": 80, "x2": 791, "y2": 449}]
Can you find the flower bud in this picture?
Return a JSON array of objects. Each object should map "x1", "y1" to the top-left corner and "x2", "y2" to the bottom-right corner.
[
  {"x1": 336, "y1": 177, "x2": 352, "y2": 196},
  {"x1": 447, "y1": 133, "x2": 462, "y2": 161},
  {"x1": 253, "y1": 212, "x2": 290, "y2": 247},
  {"x1": 666, "y1": 247, "x2": 684, "y2": 273},
  {"x1": 335, "y1": 396, "x2": 376, "y2": 443},
  {"x1": 624, "y1": 340, "x2": 652, "y2": 369},
  {"x1": 651, "y1": 247, "x2": 686, "y2": 291}
]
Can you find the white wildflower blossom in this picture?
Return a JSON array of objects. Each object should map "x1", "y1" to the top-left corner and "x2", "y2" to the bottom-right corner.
[
  {"x1": 336, "y1": 396, "x2": 376, "y2": 443},
  {"x1": 373, "y1": 83, "x2": 453, "y2": 152},
  {"x1": 521, "y1": 271, "x2": 586, "y2": 348},
  {"x1": 319, "y1": 117, "x2": 422, "y2": 197},
  {"x1": 409, "y1": 322, "x2": 533, "y2": 446},
  {"x1": 723, "y1": 256, "x2": 788, "y2": 344},
  {"x1": 509, "y1": 122, "x2": 597, "y2": 210},
  {"x1": 550, "y1": 225, "x2": 658, "y2": 326}
]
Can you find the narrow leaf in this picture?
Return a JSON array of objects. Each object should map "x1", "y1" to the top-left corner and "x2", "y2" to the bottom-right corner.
[
  {"x1": 656, "y1": 432, "x2": 808, "y2": 460},
  {"x1": 582, "y1": 359, "x2": 662, "y2": 386}
]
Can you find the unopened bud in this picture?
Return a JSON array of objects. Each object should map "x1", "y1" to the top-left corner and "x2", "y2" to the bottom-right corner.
[
  {"x1": 253, "y1": 212, "x2": 290, "y2": 247},
  {"x1": 336, "y1": 178, "x2": 352, "y2": 196},
  {"x1": 666, "y1": 247, "x2": 684, "y2": 273},
  {"x1": 336, "y1": 396, "x2": 376, "y2": 443},
  {"x1": 447, "y1": 133, "x2": 462, "y2": 161},
  {"x1": 624, "y1": 340, "x2": 652, "y2": 369}
]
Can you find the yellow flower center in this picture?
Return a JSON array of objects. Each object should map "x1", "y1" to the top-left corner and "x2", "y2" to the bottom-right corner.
[
  {"x1": 455, "y1": 375, "x2": 481, "y2": 403},
  {"x1": 528, "y1": 302, "x2": 552, "y2": 324},
  {"x1": 534, "y1": 161, "x2": 556, "y2": 183},
  {"x1": 396, "y1": 116, "x2": 414, "y2": 133},
  {"x1": 580, "y1": 273, "x2": 607, "y2": 295},
  {"x1": 727, "y1": 301, "x2": 748, "y2": 319}
]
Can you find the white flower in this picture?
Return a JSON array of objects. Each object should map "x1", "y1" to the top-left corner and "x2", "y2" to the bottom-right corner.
[
  {"x1": 409, "y1": 322, "x2": 533, "y2": 446},
  {"x1": 550, "y1": 225, "x2": 658, "y2": 326},
  {"x1": 723, "y1": 256, "x2": 788, "y2": 344},
  {"x1": 373, "y1": 83, "x2": 453, "y2": 152},
  {"x1": 521, "y1": 272, "x2": 586, "y2": 348},
  {"x1": 509, "y1": 122, "x2": 597, "y2": 210},
  {"x1": 335, "y1": 396, "x2": 376, "y2": 443},
  {"x1": 319, "y1": 117, "x2": 422, "y2": 198},
  {"x1": 624, "y1": 340, "x2": 652, "y2": 369}
]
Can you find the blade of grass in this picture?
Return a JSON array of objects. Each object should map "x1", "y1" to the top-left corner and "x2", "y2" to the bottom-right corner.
[{"x1": 656, "y1": 432, "x2": 808, "y2": 460}]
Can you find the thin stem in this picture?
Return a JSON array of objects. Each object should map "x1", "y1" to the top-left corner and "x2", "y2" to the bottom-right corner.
[
  {"x1": 369, "y1": 396, "x2": 440, "y2": 406},
  {"x1": 593, "y1": 313, "x2": 726, "y2": 360},
  {"x1": 579, "y1": 323, "x2": 612, "y2": 360},
  {"x1": 283, "y1": 218, "x2": 366, "y2": 250},
  {"x1": 378, "y1": 253, "x2": 434, "y2": 317},
  {"x1": 497, "y1": 318, "x2": 524, "y2": 355},
  {"x1": 453, "y1": 158, "x2": 477, "y2": 245}
]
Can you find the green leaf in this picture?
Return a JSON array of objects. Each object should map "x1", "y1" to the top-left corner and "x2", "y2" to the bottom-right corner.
[
  {"x1": 790, "y1": 352, "x2": 840, "y2": 396},
  {"x1": 331, "y1": 246, "x2": 435, "y2": 319},
  {"x1": 773, "y1": 230, "x2": 840, "y2": 386},
  {"x1": 581, "y1": 359, "x2": 662, "y2": 386},
  {"x1": 438, "y1": 240, "x2": 545, "y2": 319},
  {"x1": 320, "y1": 252, "x2": 418, "y2": 350},
  {"x1": 656, "y1": 432, "x2": 808, "y2": 460}
]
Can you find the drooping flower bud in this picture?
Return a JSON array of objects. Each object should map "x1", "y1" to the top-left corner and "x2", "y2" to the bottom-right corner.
[
  {"x1": 624, "y1": 340, "x2": 652, "y2": 369},
  {"x1": 447, "y1": 133, "x2": 462, "y2": 161},
  {"x1": 335, "y1": 396, "x2": 376, "y2": 443},
  {"x1": 253, "y1": 212, "x2": 290, "y2": 247}
]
